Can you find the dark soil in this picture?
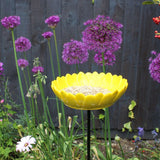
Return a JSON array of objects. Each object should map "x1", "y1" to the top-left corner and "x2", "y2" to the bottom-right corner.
[{"x1": 97, "y1": 138, "x2": 160, "y2": 160}]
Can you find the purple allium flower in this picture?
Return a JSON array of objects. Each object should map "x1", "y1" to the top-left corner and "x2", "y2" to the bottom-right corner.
[
  {"x1": 1, "y1": 16, "x2": 20, "y2": 29},
  {"x1": 32, "y1": 66, "x2": 44, "y2": 74},
  {"x1": 82, "y1": 15, "x2": 123, "y2": 53},
  {"x1": 62, "y1": 39, "x2": 89, "y2": 64},
  {"x1": 151, "y1": 50, "x2": 157, "y2": 56},
  {"x1": 149, "y1": 51, "x2": 160, "y2": 83},
  {"x1": 94, "y1": 50, "x2": 116, "y2": 66},
  {"x1": 138, "y1": 127, "x2": 144, "y2": 138},
  {"x1": 0, "y1": 62, "x2": 4, "y2": 76},
  {"x1": 45, "y1": 15, "x2": 60, "y2": 29},
  {"x1": 15, "y1": 36, "x2": 31, "y2": 52},
  {"x1": 42, "y1": 31, "x2": 53, "y2": 39},
  {"x1": 17, "y1": 59, "x2": 29, "y2": 70}
]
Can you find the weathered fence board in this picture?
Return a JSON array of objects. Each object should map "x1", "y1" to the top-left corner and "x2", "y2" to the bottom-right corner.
[{"x1": 0, "y1": 0, "x2": 160, "y2": 132}]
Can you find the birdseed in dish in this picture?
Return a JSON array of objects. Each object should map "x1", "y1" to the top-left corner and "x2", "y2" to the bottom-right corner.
[{"x1": 64, "y1": 86, "x2": 110, "y2": 96}]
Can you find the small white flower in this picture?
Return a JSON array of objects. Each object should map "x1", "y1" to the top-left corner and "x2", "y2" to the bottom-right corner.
[{"x1": 16, "y1": 135, "x2": 36, "y2": 152}]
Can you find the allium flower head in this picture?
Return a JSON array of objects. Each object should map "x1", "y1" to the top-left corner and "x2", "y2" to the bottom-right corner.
[
  {"x1": 149, "y1": 51, "x2": 160, "y2": 83},
  {"x1": 32, "y1": 66, "x2": 44, "y2": 74},
  {"x1": 45, "y1": 15, "x2": 60, "y2": 29},
  {"x1": 62, "y1": 39, "x2": 89, "y2": 64},
  {"x1": 42, "y1": 31, "x2": 53, "y2": 39},
  {"x1": 1, "y1": 16, "x2": 20, "y2": 29},
  {"x1": 15, "y1": 36, "x2": 31, "y2": 52},
  {"x1": 138, "y1": 127, "x2": 144, "y2": 138},
  {"x1": 17, "y1": 59, "x2": 29, "y2": 70},
  {"x1": 0, "y1": 62, "x2": 4, "y2": 76},
  {"x1": 94, "y1": 50, "x2": 116, "y2": 66},
  {"x1": 16, "y1": 135, "x2": 36, "y2": 152},
  {"x1": 82, "y1": 15, "x2": 123, "y2": 53}
]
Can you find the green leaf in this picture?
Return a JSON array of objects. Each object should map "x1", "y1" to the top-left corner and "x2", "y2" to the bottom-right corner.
[
  {"x1": 122, "y1": 128, "x2": 125, "y2": 132},
  {"x1": 99, "y1": 114, "x2": 105, "y2": 120},
  {"x1": 3, "y1": 104, "x2": 12, "y2": 109},
  {"x1": 91, "y1": 146, "x2": 106, "y2": 160},
  {"x1": 127, "y1": 158, "x2": 139, "y2": 160},
  {"x1": 112, "y1": 154, "x2": 123, "y2": 160},
  {"x1": 128, "y1": 100, "x2": 136, "y2": 111},
  {"x1": 155, "y1": 127, "x2": 159, "y2": 133},
  {"x1": 128, "y1": 111, "x2": 134, "y2": 119},
  {"x1": 123, "y1": 121, "x2": 132, "y2": 132},
  {"x1": 142, "y1": 1, "x2": 154, "y2": 4}
]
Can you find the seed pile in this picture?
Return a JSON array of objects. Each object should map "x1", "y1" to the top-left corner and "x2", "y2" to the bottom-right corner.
[{"x1": 64, "y1": 86, "x2": 110, "y2": 96}]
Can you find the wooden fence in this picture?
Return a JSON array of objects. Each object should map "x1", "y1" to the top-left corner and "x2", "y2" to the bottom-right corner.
[{"x1": 0, "y1": 0, "x2": 160, "y2": 134}]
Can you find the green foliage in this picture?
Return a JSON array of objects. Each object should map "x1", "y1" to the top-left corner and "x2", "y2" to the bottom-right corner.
[
  {"x1": 143, "y1": 0, "x2": 160, "y2": 4},
  {"x1": 99, "y1": 113, "x2": 105, "y2": 120},
  {"x1": 122, "y1": 100, "x2": 136, "y2": 132}
]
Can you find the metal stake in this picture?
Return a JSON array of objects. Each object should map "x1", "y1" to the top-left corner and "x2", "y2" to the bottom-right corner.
[{"x1": 87, "y1": 110, "x2": 90, "y2": 160}]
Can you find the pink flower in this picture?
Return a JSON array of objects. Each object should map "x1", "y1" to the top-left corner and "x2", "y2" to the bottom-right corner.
[
  {"x1": 94, "y1": 50, "x2": 116, "y2": 66},
  {"x1": 0, "y1": 62, "x2": 4, "y2": 76},
  {"x1": 1, "y1": 16, "x2": 20, "y2": 29},
  {"x1": 0, "y1": 99, "x2": 4, "y2": 104},
  {"x1": 17, "y1": 59, "x2": 29, "y2": 70},
  {"x1": 42, "y1": 31, "x2": 53, "y2": 39},
  {"x1": 62, "y1": 39, "x2": 89, "y2": 64},
  {"x1": 15, "y1": 37, "x2": 31, "y2": 52},
  {"x1": 82, "y1": 15, "x2": 123, "y2": 53},
  {"x1": 45, "y1": 15, "x2": 60, "y2": 29},
  {"x1": 149, "y1": 51, "x2": 160, "y2": 83},
  {"x1": 32, "y1": 66, "x2": 44, "y2": 74}
]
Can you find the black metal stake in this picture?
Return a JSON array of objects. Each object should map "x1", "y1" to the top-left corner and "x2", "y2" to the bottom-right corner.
[{"x1": 87, "y1": 110, "x2": 90, "y2": 160}]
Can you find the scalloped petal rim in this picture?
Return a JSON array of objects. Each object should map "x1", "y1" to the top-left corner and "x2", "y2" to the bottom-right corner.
[{"x1": 51, "y1": 71, "x2": 128, "y2": 110}]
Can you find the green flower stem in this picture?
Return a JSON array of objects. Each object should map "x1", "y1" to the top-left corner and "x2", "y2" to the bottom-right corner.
[
  {"x1": 34, "y1": 98, "x2": 39, "y2": 123},
  {"x1": 11, "y1": 30, "x2": 30, "y2": 129},
  {"x1": 105, "y1": 108, "x2": 112, "y2": 159},
  {"x1": 38, "y1": 78, "x2": 48, "y2": 123},
  {"x1": 118, "y1": 141, "x2": 125, "y2": 159},
  {"x1": 47, "y1": 39, "x2": 60, "y2": 116},
  {"x1": 46, "y1": 98, "x2": 55, "y2": 130},
  {"x1": 102, "y1": 52, "x2": 112, "y2": 160},
  {"x1": 22, "y1": 69, "x2": 34, "y2": 124},
  {"x1": 47, "y1": 40, "x2": 56, "y2": 80},
  {"x1": 4, "y1": 78, "x2": 8, "y2": 103},
  {"x1": 52, "y1": 28, "x2": 67, "y2": 136},
  {"x1": 102, "y1": 52, "x2": 106, "y2": 73},
  {"x1": 76, "y1": 64, "x2": 85, "y2": 150},
  {"x1": 53, "y1": 29, "x2": 61, "y2": 76},
  {"x1": 91, "y1": 111, "x2": 96, "y2": 139},
  {"x1": 24, "y1": 53, "x2": 35, "y2": 115}
]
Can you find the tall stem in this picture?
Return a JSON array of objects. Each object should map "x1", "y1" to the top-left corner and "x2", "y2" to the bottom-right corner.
[
  {"x1": 76, "y1": 64, "x2": 85, "y2": 151},
  {"x1": 22, "y1": 70, "x2": 34, "y2": 124},
  {"x1": 53, "y1": 29, "x2": 61, "y2": 76},
  {"x1": 38, "y1": 78, "x2": 48, "y2": 123},
  {"x1": 52, "y1": 29, "x2": 67, "y2": 136},
  {"x1": 24, "y1": 53, "x2": 35, "y2": 116},
  {"x1": 47, "y1": 40, "x2": 60, "y2": 115},
  {"x1": 47, "y1": 40, "x2": 56, "y2": 80},
  {"x1": 11, "y1": 30, "x2": 30, "y2": 129},
  {"x1": 102, "y1": 52, "x2": 112, "y2": 160},
  {"x1": 87, "y1": 110, "x2": 91, "y2": 160}
]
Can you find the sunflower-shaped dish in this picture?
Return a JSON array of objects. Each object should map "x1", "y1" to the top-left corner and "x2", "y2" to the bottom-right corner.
[{"x1": 51, "y1": 72, "x2": 128, "y2": 110}]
